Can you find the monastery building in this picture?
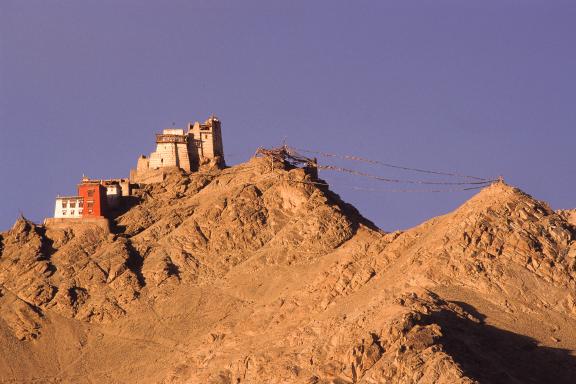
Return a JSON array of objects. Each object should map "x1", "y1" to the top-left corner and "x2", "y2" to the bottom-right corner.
[
  {"x1": 48, "y1": 115, "x2": 225, "y2": 224},
  {"x1": 130, "y1": 115, "x2": 225, "y2": 183}
]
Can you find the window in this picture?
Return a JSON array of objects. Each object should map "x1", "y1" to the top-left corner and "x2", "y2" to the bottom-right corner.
[
  {"x1": 87, "y1": 202, "x2": 94, "y2": 208},
  {"x1": 70, "y1": 210, "x2": 75, "y2": 215},
  {"x1": 88, "y1": 209, "x2": 93, "y2": 214},
  {"x1": 62, "y1": 210, "x2": 67, "y2": 215},
  {"x1": 61, "y1": 201, "x2": 67, "y2": 208},
  {"x1": 70, "y1": 202, "x2": 76, "y2": 208},
  {"x1": 79, "y1": 201, "x2": 83, "y2": 207},
  {"x1": 87, "y1": 189, "x2": 94, "y2": 197}
]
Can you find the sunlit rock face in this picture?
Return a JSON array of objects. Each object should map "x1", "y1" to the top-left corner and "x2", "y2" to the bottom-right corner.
[{"x1": 1, "y1": 158, "x2": 575, "y2": 383}]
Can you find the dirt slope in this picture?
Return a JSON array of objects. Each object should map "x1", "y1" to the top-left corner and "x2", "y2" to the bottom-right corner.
[{"x1": 1, "y1": 157, "x2": 575, "y2": 383}]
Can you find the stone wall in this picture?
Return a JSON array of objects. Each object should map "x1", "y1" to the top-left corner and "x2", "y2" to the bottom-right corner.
[
  {"x1": 176, "y1": 141, "x2": 191, "y2": 172},
  {"x1": 120, "y1": 181, "x2": 131, "y2": 197},
  {"x1": 136, "y1": 156, "x2": 149, "y2": 172},
  {"x1": 130, "y1": 167, "x2": 168, "y2": 184},
  {"x1": 43, "y1": 217, "x2": 110, "y2": 233},
  {"x1": 149, "y1": 143, "x2": 177, "y2": 168},
  {"x1": 148, "y1": 141, "x2": 192, "y2": 171}
]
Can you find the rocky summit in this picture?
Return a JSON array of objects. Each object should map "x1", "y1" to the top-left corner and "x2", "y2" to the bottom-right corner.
[{"x1": 1, "y1": 156, "x2": 576, "y2": 383}]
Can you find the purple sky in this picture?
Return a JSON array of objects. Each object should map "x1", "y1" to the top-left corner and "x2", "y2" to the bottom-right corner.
[{"x1": 1, "y1": 1, "x2": 575, "y2": 232}]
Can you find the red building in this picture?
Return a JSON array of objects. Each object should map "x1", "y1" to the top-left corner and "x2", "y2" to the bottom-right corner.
[{"x1": 77, "y1": 181, "x2": 108, "y2": 218}]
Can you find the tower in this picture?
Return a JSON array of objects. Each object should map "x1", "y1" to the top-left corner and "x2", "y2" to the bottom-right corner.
[
  {"x1": 187, "y1": 115, "x2": 225, "y2": 168},
  {"x1": 148, "y1": 128, "x2": 192, "y2": 171}
]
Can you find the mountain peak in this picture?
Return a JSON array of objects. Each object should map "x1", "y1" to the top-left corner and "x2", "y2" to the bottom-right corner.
[{"x1": 462, "y1": 180, "x2": 540, "y2": 209}]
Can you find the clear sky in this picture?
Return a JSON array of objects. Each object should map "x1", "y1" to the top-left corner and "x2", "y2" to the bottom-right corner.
[{"x1": 1, "y1": 0, "x2": 575, "y2": 232}]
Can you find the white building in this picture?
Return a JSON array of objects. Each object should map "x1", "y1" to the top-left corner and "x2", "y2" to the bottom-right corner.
[
  {"x1": 106, "y1": 184, "x2": 122, "y2": 208},
  {"x1": 52, "y1": 177, "x2": 130, "y2": 220},
  {"x1": 54, "y1": 196, "x2": 83, "y2": 218}
]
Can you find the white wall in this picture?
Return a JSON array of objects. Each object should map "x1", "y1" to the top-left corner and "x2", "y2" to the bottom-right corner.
[
  {"x1": 106, "y1": 185, "x2": 122, "y2": 208},
  {"x1": 149, "y1": 143, "x2": 178, "y2": 168},
  {"x1": 54, "y1": 197, "x2": 83, "y2": 218},
  {"x1": 148, "y1": 142, "x2": 191, "y2": 170},
  {"x1": 162, "y1": 128, "x2": 185, "y2": 135}
]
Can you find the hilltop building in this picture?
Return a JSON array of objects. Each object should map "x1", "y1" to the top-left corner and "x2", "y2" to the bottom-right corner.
[
  {"x1": 130, "y1": 115, "x2": 225, "y2": 183},
  {"x1": 52, "y1": 177, "x2": 130, "y2": 220},
  {"x1": 47, "y1": 115, "x2": 225, "y2": 225}
]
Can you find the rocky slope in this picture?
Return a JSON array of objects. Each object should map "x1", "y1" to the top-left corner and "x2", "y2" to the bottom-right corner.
[{"x1": 1, "y1": 156, "x2": 575, "y2": 383}]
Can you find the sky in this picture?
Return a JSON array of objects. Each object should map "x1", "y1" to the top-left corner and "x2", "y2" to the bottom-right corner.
[{"x1": 1, "y1": 0, "x2": 575, "y2": 232}]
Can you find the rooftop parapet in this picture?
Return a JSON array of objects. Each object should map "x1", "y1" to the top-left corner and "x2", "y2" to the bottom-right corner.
[{"x1": 155, "y1": 133, "x2": 188, "y2": 144}]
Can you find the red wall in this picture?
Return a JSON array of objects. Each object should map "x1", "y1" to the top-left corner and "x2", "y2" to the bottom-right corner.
[{"x1": 77, "y1": 183, "x2": 108, "y2": 218}]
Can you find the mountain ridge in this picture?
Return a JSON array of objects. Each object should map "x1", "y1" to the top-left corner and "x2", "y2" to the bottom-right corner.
[{"x1": 1, "y1": 156, "x2": 575, "y2": 383}]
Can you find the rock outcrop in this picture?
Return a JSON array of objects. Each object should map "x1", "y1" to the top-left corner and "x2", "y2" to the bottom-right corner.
[{"x1": 1, "y1": 157, "x2": 575, "y2": 383}]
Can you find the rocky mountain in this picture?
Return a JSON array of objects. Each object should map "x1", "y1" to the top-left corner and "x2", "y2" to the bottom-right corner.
[{"x1": 1, "y1": 156, "x2": 575, "y2": 383}]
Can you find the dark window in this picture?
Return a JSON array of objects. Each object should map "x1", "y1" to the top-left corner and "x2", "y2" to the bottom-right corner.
[
  {"x1": 70, "y1": 202, "x2": 76, "y2": 208},
  {"x1": 87, "y1": 202, "x2": 94, "y2": 208},
  {"x1": 61, "y1": 201, "x2": 67, "y2": 208},
  {"x1": 87, "y1": 189, "x2": 94, "y2": 197}
]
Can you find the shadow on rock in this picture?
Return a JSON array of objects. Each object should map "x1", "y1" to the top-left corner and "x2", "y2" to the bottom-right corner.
[
  {"x1": 109, "y1": 196, "x2": 141, "y2": 234},
  {"x1": 124, "y1": 240, "x2": 146, "y2": 287},
  {"x1": 430, "y1": 304, "x2": 576, "y2": 384}
]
